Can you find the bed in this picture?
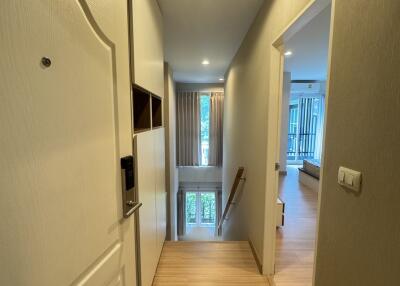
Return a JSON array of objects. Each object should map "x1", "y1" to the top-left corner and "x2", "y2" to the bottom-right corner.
[{"x1": 298, "y1": 159, "x2": 320, "y2": 191}]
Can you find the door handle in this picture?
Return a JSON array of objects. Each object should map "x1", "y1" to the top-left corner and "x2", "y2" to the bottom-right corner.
[{"x1": 125, "y1": 202, "x2": 142, "y2": 217}]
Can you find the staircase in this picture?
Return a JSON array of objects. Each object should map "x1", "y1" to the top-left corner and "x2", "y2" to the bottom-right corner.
[{"x1": 152, "y1": 241, "x2": 270, "y2": 285}]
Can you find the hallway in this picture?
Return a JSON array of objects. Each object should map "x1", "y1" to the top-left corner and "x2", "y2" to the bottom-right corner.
[{"x1": 153, "y1": 241, "x2": 270, "y2": 285}]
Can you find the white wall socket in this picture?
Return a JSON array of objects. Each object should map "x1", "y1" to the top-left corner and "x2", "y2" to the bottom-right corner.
[{"x1": 338, "y1": 166, "x2": 362, "y2": 192}]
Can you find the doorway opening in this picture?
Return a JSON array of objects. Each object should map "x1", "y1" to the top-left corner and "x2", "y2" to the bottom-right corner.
[
  {"x1": 263, "y1": 0, "x2": 333, "y2": 283},
  {"x1": 184, "y1": 191, "x2": 217, "y2": 240},
  {"x1": 275, "y1": 4, "x2": 331, "y2": 284},
  {"x1": 178, "y1": 184, "x2": 222, "y2": 241}
]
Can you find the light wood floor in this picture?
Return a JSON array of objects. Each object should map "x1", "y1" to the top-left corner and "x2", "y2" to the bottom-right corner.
[
  {"x1": 178, "y1": 226, "x2": 221, "y2": 241},
  {"x1": 153, "y1": 241, "x2": 270, "y2": 286},
  {"x1": 272, "y1": 166, "x2": 318, "y2": 286}
]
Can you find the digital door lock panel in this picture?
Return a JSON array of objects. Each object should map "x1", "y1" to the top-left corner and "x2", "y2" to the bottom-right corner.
[{"x1": 121, "y1": 155, "x2": 142, "y2": 218}]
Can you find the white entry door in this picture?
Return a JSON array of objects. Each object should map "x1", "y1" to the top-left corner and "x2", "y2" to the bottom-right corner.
[{"x1": 0, "y1": 1, "x2": 136, "y2": 285}]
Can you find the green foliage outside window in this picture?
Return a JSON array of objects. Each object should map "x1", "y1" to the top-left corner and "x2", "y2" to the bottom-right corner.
[
  {"x1": 200, "y1": 192, "x2": 215, "y2": 224},
  {"x1": 200, "y1": 95, "x2": 210, "y2": 165},
  {"x1": 186, "y1": 192, "x2": 196, "y2": 224},
  {"x1": 200, "y1": 95, "x2": 210, "y2": 143},
  {"x1": 185, "y1": 192, "x2": 216, "y2": 225}
]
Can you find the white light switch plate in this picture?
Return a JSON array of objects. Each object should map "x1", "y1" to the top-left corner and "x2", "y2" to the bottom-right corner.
[{"x1": 338, "y1": 167, "x2": 362, "y2": 191}]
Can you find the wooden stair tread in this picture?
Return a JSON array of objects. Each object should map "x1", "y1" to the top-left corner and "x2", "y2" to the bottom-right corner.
[{"x1": 153, "y1": 241, "x2": 270, "y2": 286}]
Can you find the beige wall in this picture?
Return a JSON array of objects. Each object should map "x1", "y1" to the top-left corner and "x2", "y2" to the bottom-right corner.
[
  {"x1": 223, "y1": 0, "x2": 311, "y2": 263},
  {"x1": 133, "y1": 0, "x2": 164, "y2": 96},
  {"x1": 176, "y1": 82, "x2": 224, "y2": 93},
  {"x1": 164, "y1": 63, "x2": 178, "y2": 240},
  {"x1": 314, "y1": 1, "x2": 400, "y2": 285},
  {"x1": 178, "y1": 167, "x2": 222, "y2": 183}
]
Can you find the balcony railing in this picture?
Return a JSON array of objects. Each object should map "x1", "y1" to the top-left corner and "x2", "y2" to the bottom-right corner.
[{"x1": 287, "y1": 133, "x2": 316, "y2": 160}]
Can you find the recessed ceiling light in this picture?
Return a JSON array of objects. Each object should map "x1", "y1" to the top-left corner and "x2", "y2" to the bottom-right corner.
[
  {"x1": 284, "y1": 51, "x2": 293, "y2": 57},
  {"x1": 202, "y1": 59, "x2": 210, "y2": 65},
  {"x1": 219, "y1": 78, "x2": 224, "y2": 81}
]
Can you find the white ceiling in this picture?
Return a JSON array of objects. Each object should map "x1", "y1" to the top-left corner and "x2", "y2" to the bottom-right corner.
[
  {"x1": 158, "y1": 0, "x2": 264, "y2": 83},
  {"x1": 284, "y1": 5, "x2": 331, "y2": 81}
]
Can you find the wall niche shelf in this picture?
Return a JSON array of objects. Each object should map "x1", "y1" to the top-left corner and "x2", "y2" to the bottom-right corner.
[
  {"x1": 151, "y1": 95, "x2": 162, "y2": 128},
  {"x1": 133, "y1": 84, "x2": 162, "y2": 134},
  {"x1": 133, "y1": 85, "x2": 151, "y2": 133}
]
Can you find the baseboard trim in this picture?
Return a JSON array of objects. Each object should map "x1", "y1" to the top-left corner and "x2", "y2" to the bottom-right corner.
[{"x1": 248, "y1": 239, "x2": 263, "y2": 274}]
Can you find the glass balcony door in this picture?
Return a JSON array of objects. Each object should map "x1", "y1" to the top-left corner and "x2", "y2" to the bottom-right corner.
[
  {"x1": 185, "y1": 191, "x2": 216, "y2": 227},
  {"x1": 287, "y1": 95, "x2": 325, "y2": 163}
]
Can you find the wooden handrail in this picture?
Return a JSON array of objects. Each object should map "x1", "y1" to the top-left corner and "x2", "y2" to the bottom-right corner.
[{"x1": 217, "y1": 167, "x2": 245, "y2": 231}]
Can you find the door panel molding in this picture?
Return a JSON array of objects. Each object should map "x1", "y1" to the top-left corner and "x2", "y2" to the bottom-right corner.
[
  {"x1": 72, "y1": 241, "x2": 122, "y2": 286},
  {"x1": 77, "y1": 0, "x2": 120, "y2": 155}
]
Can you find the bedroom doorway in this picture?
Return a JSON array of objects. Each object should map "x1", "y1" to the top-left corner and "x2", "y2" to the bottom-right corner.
[{"x1": 270, "y1": 2, "x2": 333, "y2": 284}]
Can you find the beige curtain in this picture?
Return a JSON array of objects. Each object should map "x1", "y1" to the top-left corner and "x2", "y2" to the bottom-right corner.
[
  {"x1": 208, "y1": 92, "x2": 224, "y2": 166},
  {"x1": 176, "y1": 91, "x2": 201, "y2": 166}
]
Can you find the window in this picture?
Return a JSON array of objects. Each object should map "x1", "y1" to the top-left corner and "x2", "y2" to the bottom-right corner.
[
  {"x1": 287, "y1": 96, "x2": 324, "y2": 162},
  {"x1": 186, "y1": 192, "x2": 197, "y2": 224},
  {"x1": 200, "y1": 94, "x2": 210, "y2": 166},
  {"x1": 176, "y1": 90, "x2": 224, "y2": 167},
  {"x1": 200, "y1": 192, "x2": 216, "y2": 224},
  {"x1": 185, "y1": 191, "x2": 216, "y2": 227}
]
